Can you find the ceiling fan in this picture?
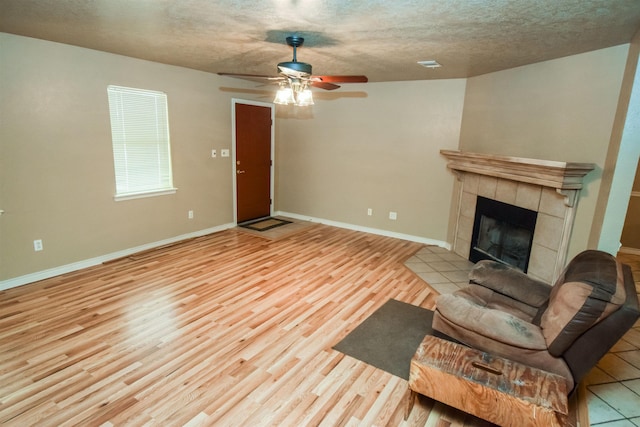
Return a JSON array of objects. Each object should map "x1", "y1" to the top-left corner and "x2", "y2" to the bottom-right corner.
[{"x1": 218, "y1": 36, "x2": 368, "y2": 105}]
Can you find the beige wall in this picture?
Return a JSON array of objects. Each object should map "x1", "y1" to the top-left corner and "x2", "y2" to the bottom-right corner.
[
  {"x1": 0, "y1": 33, "x2": 242, "y2": 281},
  {"x1": 2, "y1": 31, "x2": 634, "y2": 285},
  {"x1": 0, "y1": 33, "x2": 466, "y2": 284},
  {"x1": 274, "y1": 79, "x2": 466, "y2": 240},
  {"x1": 458, "y1": 45, "x2": 630, "y2": 259}
]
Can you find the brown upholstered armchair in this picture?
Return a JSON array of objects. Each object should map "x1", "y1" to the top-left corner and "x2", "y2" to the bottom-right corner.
[{"x1": 432, "y1": 250, "x2": 639, "y2": 393}]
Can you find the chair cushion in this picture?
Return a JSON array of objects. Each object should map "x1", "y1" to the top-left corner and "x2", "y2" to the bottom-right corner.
[
  {"x1": 541, "y1": 250, "x2": 627, "y2": 356},
  {"x1": 436, "y1": 290, "x2": 546, "y2": 350},
  {"x1": 469, "y1": 260, "x2": 552, "y2": 308}
]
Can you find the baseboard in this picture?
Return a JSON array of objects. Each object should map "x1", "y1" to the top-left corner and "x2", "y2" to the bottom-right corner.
[
  {"x1": 2, "y1": 216, "x2": 450, "y2": 291},
  {"x1": 0, "y1": 222, "x2": 236, "y2": 291},
  {"x1": 275, "y1": 211, "x2": 451, "y2": 249}
]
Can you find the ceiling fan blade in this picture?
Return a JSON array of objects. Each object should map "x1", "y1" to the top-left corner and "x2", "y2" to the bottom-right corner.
[
  {"x1": 311, "y1": 81, "x2": 341, "y2": 91},
  {"x1": 312, "y1": 75, "x2": 368, "y2": 83},
  {"x1": 218, "y1": 72, "x2": 283, "y2": 82}
]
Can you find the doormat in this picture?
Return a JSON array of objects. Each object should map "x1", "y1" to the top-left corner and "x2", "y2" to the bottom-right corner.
[
  {"x1": 333, "y1": 299, "x2": 434, "y2": 380},
  {"x1": 239, "y1": 217, "x2": 292, "y2": 232}
]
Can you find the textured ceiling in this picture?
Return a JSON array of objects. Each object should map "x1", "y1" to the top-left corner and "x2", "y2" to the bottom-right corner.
[{"x1": 1, "y1": 0, "x2": 640, "y2": 83}]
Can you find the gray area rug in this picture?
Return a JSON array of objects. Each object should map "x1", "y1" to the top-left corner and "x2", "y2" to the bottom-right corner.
[{"x1": 333, "y1": 299, "x2": 434, "y2": 380}]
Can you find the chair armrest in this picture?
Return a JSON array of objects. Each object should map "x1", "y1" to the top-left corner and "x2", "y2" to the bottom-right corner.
[{"x1": 469, "y1": 260, "x2": 552, "y2": 308}]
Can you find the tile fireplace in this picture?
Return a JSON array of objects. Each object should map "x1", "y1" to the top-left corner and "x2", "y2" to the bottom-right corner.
[{"x1": 441, "y1": 150, "x2": 595, "y2": 283}]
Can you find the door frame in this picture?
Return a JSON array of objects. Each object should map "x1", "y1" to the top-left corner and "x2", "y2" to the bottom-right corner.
[{"x1": 231, "y1": 98, "x2": 276, "y2": 224}]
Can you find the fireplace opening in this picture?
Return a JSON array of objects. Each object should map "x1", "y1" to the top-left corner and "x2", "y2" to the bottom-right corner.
[{"x1": 470, "y1": 196, "x2": 538, "y2": 272}]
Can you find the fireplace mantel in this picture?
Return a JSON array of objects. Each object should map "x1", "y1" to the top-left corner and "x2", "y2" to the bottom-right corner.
[
  {"x1": 442, "y1": 150, "x2": 595, "y2": 283},
  {"x1": 440, "y1": 150, "x2": 595, "y2": 190}
]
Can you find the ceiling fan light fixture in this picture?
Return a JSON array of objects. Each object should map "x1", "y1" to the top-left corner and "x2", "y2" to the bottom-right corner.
[
  {"x1": 296, "y1": 88, "x2": 314, "y2": 106},
  {"x1": 274, "y1": 79, "x2": 314, "y2": 106},
  {"x1": 274, "y1": 83, "x2": 295, "y2": 105}
]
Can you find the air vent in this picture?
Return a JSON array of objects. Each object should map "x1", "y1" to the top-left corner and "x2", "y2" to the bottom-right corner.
[{"x1": 417, "y1": 60, "x2": 441, "y2": 69}]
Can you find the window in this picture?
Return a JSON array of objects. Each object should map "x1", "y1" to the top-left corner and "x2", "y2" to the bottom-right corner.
[{"x1": 107, "y1": 85, "x2": 175, "y2": 200}]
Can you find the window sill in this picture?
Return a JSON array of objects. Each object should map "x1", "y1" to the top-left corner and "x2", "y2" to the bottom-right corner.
[{"x1": 114, "y1": 188, "x2": 177, "y2": 202}]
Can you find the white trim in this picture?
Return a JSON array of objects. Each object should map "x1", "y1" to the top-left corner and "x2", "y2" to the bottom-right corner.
[
  {"x1": 231, "y1": 99, "x2": 276, "y2": 224},
  {"x1": 619, "y1": 246, "x2": 640, "y2": 256},
  {"x1": 275, "y1": 211, "x2": 451, "y2": 249},
  {"x1": 114, "y1": 188, "x2": 177, "y2": 201},
  {"x1": 0, "y1": 223, "x2": 235, "y2": 291},
  {"x1": 2, "y1": 216, "x2": 450, "y2": 291}
]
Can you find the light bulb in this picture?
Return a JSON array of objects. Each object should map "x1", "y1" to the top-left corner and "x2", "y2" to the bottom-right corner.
[
  {"x1": 274, "y1": 86, "x2": 295, "y2": 105},
  {"x1": 296, "y1": 88, "x2": 314, "y2": 106}
]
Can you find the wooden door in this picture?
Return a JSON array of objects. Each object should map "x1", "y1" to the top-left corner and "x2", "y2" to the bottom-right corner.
[
  {"x1": 235, "y1": 102, "x2": 273, "y2": 223},
  {"x1": 621, "y1": 158, "x2": 640, "y2": 250}
]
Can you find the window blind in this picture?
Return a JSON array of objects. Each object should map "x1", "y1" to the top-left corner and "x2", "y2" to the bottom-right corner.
[{"x1": 107, "y1": 85, "x2": 175, "y2": 199}]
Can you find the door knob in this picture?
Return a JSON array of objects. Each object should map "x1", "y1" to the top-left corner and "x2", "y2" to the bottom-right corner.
[{"x1": 237, "y1": 170, "x2": 246, "y2": 174}]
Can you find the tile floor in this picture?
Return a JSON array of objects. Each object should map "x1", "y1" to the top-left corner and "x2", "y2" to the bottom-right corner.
[{"x1": 404, "y1": 247, "x2": 640, "y2": 427}]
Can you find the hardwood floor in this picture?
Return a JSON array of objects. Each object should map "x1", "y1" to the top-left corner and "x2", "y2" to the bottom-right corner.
[{"x1": 1, "y1": 224, "x2": 494, "y2": 426}]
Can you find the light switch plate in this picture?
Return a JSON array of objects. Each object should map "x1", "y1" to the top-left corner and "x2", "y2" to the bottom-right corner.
[{"x1": 221, "y1": 149, "x2": 230, "y2": 157}]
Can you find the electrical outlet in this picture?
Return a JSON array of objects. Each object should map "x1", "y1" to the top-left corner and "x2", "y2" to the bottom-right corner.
[
  {"x1": 389, "y1": 211, "x2": 397, "y2": 220},
  {"x1": 34, "y1": 239, "x2": 43, "y2": 251},
  {"x1": 188, "y1": 210, "x2": 194, "y2": 219},
  {"x1": 367, "y1": 208, "x2": 373, "y2": 216}
]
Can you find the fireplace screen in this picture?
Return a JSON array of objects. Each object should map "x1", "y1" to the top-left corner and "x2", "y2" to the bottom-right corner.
[{"x1": 470, "y1": 197, "x2": 537, "y2": 272}]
